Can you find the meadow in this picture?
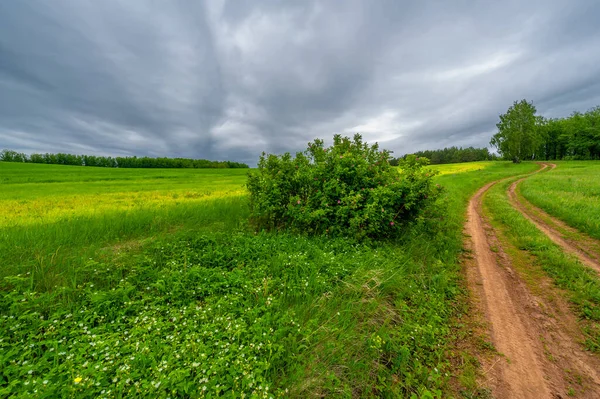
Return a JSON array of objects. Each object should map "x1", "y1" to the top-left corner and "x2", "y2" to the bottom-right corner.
[
  {"x1": 0, "y1": 161, "x2": 539, "y2": 397},
  {"x1": 519, "y1": 162, "x2": 600, "y2": 240}
]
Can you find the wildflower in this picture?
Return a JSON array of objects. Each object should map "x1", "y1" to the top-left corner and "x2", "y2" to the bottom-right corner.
[
  {"x1": 337, "y1": 200, "x2": 341, "y2": 204},
  {"x1": 74, "y1": 377, "x2": 82, "y2": 384},
  {"x1": 390, "y1": 221, "x2": 394, "y2": 226},
  {"x1": 297, "y1": 200, "x2": 301, "y2": 204}
]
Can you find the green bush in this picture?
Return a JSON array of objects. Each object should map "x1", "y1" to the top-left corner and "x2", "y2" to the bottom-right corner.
[{"x1": 247, "y1": 134, "x2": 442, "y2": 239}]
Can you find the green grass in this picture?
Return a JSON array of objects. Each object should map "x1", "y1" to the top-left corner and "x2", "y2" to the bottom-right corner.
[
  {"x1": 484, "y1": 175, "x2": 600, "y2": 352},
  {"x1": 0, "y1": 161, "x2": 537, "y2": 397},
  {"x1": 519, "y1": 161, "x2": 600, "y2": 240},
  {"x1": 0, "y1": 162, "x2": 247, "y2": 228},
  {"x1": 429, "y1": 161, "x2": 493, "y2": 176},
  {"x1": 0, "y1": 161, "x2": 249, "y2": 187}
]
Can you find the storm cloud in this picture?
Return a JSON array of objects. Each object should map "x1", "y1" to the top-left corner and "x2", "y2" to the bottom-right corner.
[{"x1": 1, "y1": 0, "x2": 600, "y2": 165}]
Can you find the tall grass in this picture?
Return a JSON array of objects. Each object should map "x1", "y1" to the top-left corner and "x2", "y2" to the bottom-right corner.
[
  {"x1": 520, "y1": 161, "x2": 600, "y2": 240},
  {"x1": 0, "y1": 196, "x2": 248, "y2": 285}
]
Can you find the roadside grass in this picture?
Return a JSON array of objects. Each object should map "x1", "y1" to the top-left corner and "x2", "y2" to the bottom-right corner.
[
  {"x1": 1, "y1": 161, "x2": 537, "y2": 397},
  {"x1": 483, "y1": 177, "x2": 600, "y2": 352},
  {"x1": 519, "y1": 161, "x2": 600, "y2": 240}
]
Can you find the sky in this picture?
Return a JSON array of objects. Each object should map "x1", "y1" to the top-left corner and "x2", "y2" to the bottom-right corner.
[{"x1": 1, "y1": 1, "x2": 600, "y2": 165}]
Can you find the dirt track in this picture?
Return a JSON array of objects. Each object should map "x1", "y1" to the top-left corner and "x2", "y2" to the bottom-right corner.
[
  {"x1": 465, "y1": 165, "x2": 600, "y2": 398},
  {"x1": 508, "y1": 164, "x2": 600, "y2": 275}
]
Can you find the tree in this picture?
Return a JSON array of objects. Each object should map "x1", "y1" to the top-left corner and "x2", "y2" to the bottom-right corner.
[
  {"x1": 490, "y1": 99, "x2": 543, "y2": 163},
  {"x1": 247, "y1": 134, "x2": 443, "y2": 240},
  {"x1": 0, "y1": 149, "x2": 28, "y2": 162}
]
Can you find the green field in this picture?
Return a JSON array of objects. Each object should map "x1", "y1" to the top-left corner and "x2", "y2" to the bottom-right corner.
[
  {"x1": 1, "y1": 161, "x2": 539, "y2": 397},
  {"x1": 0, "y1": 162, "x2": 247, "y2": 227},
  {"x1": 519, "y1": 162, "x2": 600, "y2": 240}
]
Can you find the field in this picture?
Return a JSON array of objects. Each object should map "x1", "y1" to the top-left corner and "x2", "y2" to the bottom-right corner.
[
  {"x1": 519, "y1": 162, "x2": 600, "y2": 240},
  {"x1": 2, "y1": 160, "x2": 600, "y2": 398}
]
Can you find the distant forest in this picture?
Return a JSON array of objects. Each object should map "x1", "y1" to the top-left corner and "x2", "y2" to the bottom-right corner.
[
  {"x1": 538, "y1": 108, "x2": 600, "y2": 160},
  {"x1": 0, "y1": 150, "x2": 249, "y2": 169},
  {"x1": 396, "y1": 101, "x2": 600, "y2": 165},
  {"x1": 392, "y1": 146, "x2": 497, "y2": 165},
  {"x1": 491, "y1": 100, "x2": 600, "y2": 162}
]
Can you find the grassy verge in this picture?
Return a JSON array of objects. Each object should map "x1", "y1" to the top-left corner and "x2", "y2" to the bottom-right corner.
[
  {"x1": 519, "y1": 161, "x2": 600, "y2": 240},
  {"x1": 483, "y1": 176, "x2": 600, "y2": 352},
  {"x1": 1, "y1": 161, "x2": 537, "y2": 397}
]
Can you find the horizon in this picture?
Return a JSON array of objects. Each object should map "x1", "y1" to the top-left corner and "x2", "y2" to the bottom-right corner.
[{"x1": 1, "y1": 1, "x2": 599, "y2": 166}]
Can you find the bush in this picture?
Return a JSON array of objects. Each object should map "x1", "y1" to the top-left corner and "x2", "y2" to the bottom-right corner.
[{"x1": 247, "y1": 134, "x2": 442, "y2": 239}]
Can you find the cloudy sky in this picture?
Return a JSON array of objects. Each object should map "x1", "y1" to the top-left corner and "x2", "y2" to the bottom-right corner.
[{"x1": 1, "y1": 1, "x2": 600, "y2": 165}]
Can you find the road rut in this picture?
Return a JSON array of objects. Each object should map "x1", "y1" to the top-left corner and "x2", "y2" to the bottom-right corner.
[
  {"x1": 465, "y1": 166, "x2": 600, "y2": 398},
  {"x1": 508, "y1": 163, "x2": 600, "y2": 275}
]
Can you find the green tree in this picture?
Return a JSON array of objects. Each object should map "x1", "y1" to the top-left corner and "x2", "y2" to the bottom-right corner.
[
  {"x1": 247, "y1": 134, "x2": 443, "y2": 240},
  {"x1": 490, "y1": 99, "x2": 543, "y2": 163}
]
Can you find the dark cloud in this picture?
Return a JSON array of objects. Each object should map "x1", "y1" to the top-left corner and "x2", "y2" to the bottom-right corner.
[{"x1": 1, "y1": 0, "x2": 599, "y2": 164}]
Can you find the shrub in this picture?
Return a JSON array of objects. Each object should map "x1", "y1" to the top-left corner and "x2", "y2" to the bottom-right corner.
[{"x1": 247, "y1": 134, "x2": 442, "y2": 239}]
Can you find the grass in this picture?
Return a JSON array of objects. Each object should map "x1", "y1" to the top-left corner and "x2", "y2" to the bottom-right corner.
[
  {"x1": 519, "y1": 161, "x2": 600, "y2": 240},
  {"x1": 0, "y1": 160, "x2": 537, "y2": 397},
  {"x1": 0, "y1": 162, "x2": 247, "y2": 227},
  {"x1": 429, "y1": 162, "x2": 492, "y2": 176},
  {"x1": 483, "y1": 175, "x2": 600, "y2": 352}
]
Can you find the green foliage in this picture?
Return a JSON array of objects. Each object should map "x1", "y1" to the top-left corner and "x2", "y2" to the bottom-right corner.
[
  {"x1": 0, "y1": 232, "x2": 358, "y2": 397},
  {"x1": 395, "y1": 146, "x2": 497, "y2": 165},
  {"x1": 0, "y1": 149, "x2": 28, "y2": 163},
  {"x1": 490, "y1": 99, "x2": 544, "y2": 163},
  {"x1": 0, "y1": 149, "x2": 249, "y2": 168},
  {"x1": 491, "y1": 100, "x2": 600, "y2": 161},
  {"x1": 247, "y1": 134, "x2": 442, "y2": 239},
  {"x1": 537, "y1": 107, "x2": 600, "y2": 160}
]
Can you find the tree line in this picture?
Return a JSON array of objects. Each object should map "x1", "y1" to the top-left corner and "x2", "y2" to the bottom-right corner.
[
  {"x1": 0, "y1": 150, "x2": 249, "y2": 169},
  {"x1": 391, "y1": 146, "x2": 497, "y2": 165},
  {"x1": 491, "y1": 100, "x2": 600, "y2": 162}
]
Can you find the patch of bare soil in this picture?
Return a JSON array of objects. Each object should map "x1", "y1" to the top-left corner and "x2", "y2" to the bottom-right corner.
[
  {"x1": 464, "y1": 174, "x2": 600, "y2": 398},
  {"x1": 508, "y1": 164, "x2": 600, "y2": 275}
]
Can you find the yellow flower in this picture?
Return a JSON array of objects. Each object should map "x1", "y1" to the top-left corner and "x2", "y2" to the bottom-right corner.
[{"x1": 74, "y1": 377, "x2": 82, "y2": 384}]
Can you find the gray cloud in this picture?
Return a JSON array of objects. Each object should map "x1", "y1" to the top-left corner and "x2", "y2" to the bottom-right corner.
[{"x1": 1, "y1": 0, "x2": 599, "y2": 165}]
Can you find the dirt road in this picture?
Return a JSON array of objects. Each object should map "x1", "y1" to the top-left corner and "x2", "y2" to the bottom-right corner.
[
  {"x1": 508, "y1": 164, "x2": 600, "y2": 275},
  {"x1": 465, "y1": 166, "x2": 600, "y2": 398}
]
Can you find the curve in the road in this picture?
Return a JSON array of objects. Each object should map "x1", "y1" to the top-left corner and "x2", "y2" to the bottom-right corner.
[
  {"x1": 508, "y1": 163, "x2": 600, "y2": 275},
  {"x1": 465, "y1": 164, "x2": 600, "y2": 398}
]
